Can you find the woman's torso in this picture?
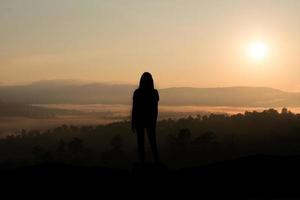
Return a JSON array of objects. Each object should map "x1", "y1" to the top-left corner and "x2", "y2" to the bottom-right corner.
[{"x1": 133, "y1": 89, "x2": 159, "y2": 127}]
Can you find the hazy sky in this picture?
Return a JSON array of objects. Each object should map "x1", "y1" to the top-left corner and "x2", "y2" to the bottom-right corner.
[{"x1": 1, "y1": 0, "x2": 300, "y2": 91}]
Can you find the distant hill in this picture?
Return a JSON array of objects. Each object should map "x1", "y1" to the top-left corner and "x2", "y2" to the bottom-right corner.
[
  {"x1": 0, "y1": 80, "x2": 136, "y2": 104},
  {"x1": 160, "y1": 87, "x2": 300, "y2": 107},
  {"x1": 0, "y1": 101, "x2": 79, "y2": 118},
  {"x1": 1, "y1": 80, "x2": 300, "y2": 107}
]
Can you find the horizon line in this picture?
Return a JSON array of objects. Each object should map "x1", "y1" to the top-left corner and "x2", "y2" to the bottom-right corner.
[{"x1": 0, "y1": 78, "x2": 298, "y2": 93}]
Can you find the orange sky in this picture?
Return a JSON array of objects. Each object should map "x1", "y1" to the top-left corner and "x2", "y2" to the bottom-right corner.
[{"x1": 1, "y1": 0, "x2": 300, "y2": 91}]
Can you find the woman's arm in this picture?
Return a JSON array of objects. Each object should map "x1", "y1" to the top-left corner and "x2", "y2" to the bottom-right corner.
[
  {"x1": 131, "y1": 90, "x2": 137, "y2": 132},
  {"x1": 154, "y1": 89, "x2": 159, "y2": 120}
]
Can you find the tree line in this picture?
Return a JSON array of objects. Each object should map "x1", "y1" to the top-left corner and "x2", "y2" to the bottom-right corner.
[{"x1": 0, "y1": 108, "x2": 300, "y2": 169}]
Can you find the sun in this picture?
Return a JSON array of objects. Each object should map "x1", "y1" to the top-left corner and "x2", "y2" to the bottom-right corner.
[{"x1": 247, "y1": 41, "x2": 268, "y2": 61}]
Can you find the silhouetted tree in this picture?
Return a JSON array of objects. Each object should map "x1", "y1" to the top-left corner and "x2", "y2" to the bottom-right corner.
[
  {"x1": 32, "y1": 145, "x2": 53, "y2": 163},
  {"x1": 110, "y1": 135, "x2": 123, "y2": 151},
  {"x1": 57, "y1": 139, "x2": 66, "y2": 153},
  {"x1": 177, "y1": 128, "x2": 192, "y2": 151},
  {"x1": 68, "y1": 138, "x2": 83, "y2": 155},
  {"x1": 101, "y1": 135, "x2": 128, "y2": 167},
  {"x1": 167, "y1": 128, "x2": 192, "y2": 163},
  {"x1": 192, "y1": 131, "x2": 217, "y2": 145}
]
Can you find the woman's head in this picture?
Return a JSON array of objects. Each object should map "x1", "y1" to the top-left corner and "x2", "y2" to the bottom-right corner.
[{"x1": 139, "y1": 72, "x2": 154, "y2": 90}]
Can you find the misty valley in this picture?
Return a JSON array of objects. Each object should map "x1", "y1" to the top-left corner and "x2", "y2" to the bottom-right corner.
[
  {"x1": 2, "y1": 80, "x2": 300, "y2": 136},
  {"x1": 2, "y1": 103, "x2": 300, "y2": 137}
]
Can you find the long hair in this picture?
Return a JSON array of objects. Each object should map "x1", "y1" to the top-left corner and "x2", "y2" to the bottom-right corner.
[{"x1": 139, "y1": 72, "x2": 154, "y2": 90}]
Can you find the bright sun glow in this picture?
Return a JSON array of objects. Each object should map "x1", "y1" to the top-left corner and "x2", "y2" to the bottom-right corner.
[{"x1": 247, "y1": 41, "x2": 268, "y2": 61}]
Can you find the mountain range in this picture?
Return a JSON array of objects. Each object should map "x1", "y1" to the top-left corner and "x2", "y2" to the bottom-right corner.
[{"x1": 1, "y1": 79, "x2": 300, "y2": 107}]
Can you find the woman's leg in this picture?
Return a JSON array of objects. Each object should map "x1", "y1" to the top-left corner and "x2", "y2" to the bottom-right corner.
[
  {"x1": 146, "y1": 126, "x2": 160, "y2": 163},
  {"x1": 136, "y1": 127, "x2": 145, "y2": 164}
]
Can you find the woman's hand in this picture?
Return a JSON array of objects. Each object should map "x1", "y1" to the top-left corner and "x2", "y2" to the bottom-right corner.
[{"x1": 131, "y1": 126, "x2": 136, "y2": 133}]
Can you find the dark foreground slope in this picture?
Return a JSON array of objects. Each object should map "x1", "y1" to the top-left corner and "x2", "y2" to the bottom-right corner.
[{"x1": 1, "y1": 155, "x2": 300, "y2": 197}]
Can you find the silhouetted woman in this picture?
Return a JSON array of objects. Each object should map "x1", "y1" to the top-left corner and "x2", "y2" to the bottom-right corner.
[{"x1": 131, "y1": 72, "x2": 160, "y2": 164}]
